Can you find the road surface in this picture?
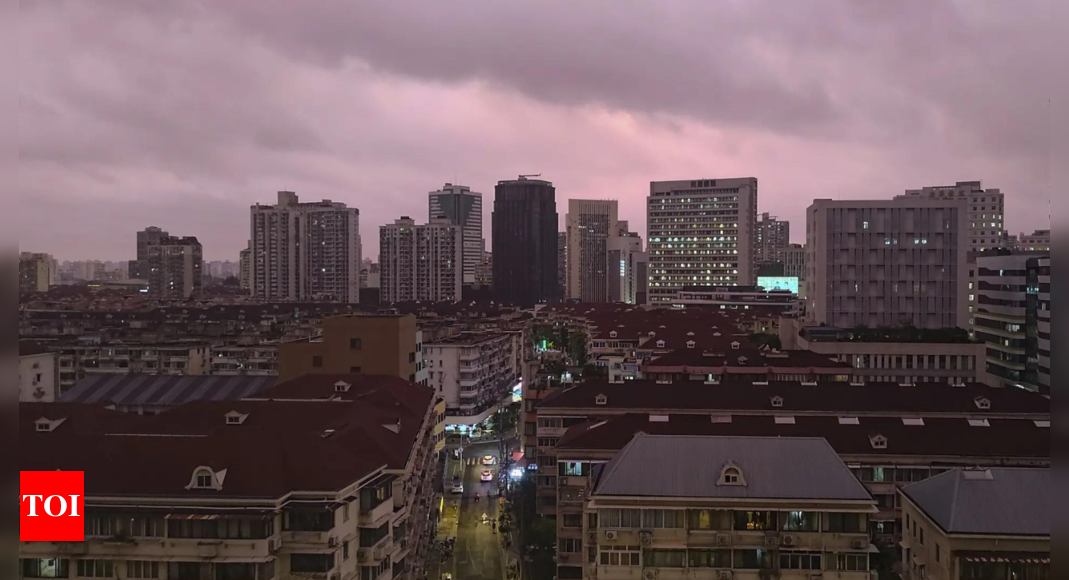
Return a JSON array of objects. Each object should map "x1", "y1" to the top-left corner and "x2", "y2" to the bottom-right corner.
[{"x1": 438, "y1": 441, "x2": 507, "y2": 580}]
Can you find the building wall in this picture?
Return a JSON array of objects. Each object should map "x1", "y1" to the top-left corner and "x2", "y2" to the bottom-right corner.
[
  {"x1": 1017, "y1": 229, "x2": 1050, "y2": 252},
  {"x1": 974, "y1": 253, "x2": 1046, "y2": 391},
  {"x1": 756, "y1": 212, "x2": 791, "y2": 264},
  {"x1": 899, "y1": 181, "x2": 1005, "y2": 252},
  {"x1": 807, "y1": 198, "x2": 969, "y2": 329},
  {"x1": 566, "y1": 199, "x2": 619, "y2": 302},
  {"x1": 647, "y1": 178, "x2": 758, "y2": 304},
  {"x1": 425, "y1": 333, "x2": 519, "y2": 424},
  {"x1": 54, "y1": 344, "x2": 210, "y2": 392},
  {"x1": 19, "y1": 352, "x2": 58, "y2": 402},
  {"x1": 607, "y1": 234, "x2": 646, "y2": 305},
  {"x1": 278, "y1": 315, "x2": 419, "y2": 383},
  {"x1": 147, "y1": 237, "x2": 203, "y2": 299},
  {"x1": 492, "y1": 177, "x2": 560, "y2": 306},
  {"x1": 428, "y1": 184, "x2": 483, "y2": 285},
  {"x1": 1037, "y1": 258, "x2": 1049, "y2": 393},
  {"x1": 19, "y1": 252, "x2": 56, "y2": 294}
]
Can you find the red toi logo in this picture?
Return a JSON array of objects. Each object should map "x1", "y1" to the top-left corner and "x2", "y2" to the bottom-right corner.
[{"x1": 20, "y1": 471, "x2": 85, "y2": 542}]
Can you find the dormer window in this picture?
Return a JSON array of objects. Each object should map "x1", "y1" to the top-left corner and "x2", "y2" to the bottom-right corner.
[
  {"x1": 334, "y1": 381, "x2": 351, "y2": 393},
  {"x1": 718, "y1": 464, "x2": 746, "y2": 486},
  {"x1": 869, "y1": 434, "x2": 888, "y2": 450},
  {"x1": 609, "y1": 331, "x2": 618, "y2": 339},
  {"x1": 225, "y1": 411, "x2": 248, "y2": 425},
  {"x1": 196, "y1": 471, "x2": 214, "y2": 488},
  {"x1": 974, "y1": 396, "x2": 991, "y2": 410},
  {"x1": 686, "y1": 341, "x2": 696, "y2": 349},
  {"x1": 656, "y1": 340, "x2": 665, "y2": 348},
  {"x1": 770, "y1": 396, "x2": 784, "y2": 408},
  {"x1": 35, "y1": 417, "x2": 65, "y2": 432},
  {"x1": 595, "y1": 394, "x2": 608, "y2": 406},
  {"x1": 648, "y1": 331, "x2": 656, "y2": 338},
  {"x1": 186, "y1": 466, "x2": 226, "y2": 491}
]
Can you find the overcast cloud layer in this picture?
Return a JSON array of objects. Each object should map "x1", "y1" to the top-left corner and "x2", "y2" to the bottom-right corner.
[{"x1": 19, "y1": 0, "x2": 1055, "y2": 261}]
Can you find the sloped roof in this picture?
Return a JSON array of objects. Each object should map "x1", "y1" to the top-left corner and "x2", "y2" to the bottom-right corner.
[
  {"x1": 902, "y1": 468, "x2": 1049, "y2": 536},
  {"x1": 59, "y1": 374, "x2": 276, "y2": 406},
  {"x1": 593, "y1": 434, "x2": 873, "y2": 502}
]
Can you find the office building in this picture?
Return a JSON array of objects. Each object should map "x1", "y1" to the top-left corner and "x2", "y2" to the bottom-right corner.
[
  {"x1": 20, "y1": 373, "x2": 444, "y2": 580},
  {"x1": 475, "y1": 251, "x2": 493, "y2": 288},
  {"x1": 558, "y1": 232, "x2": 567, "y2": 297},
  {"x1": 492, "y1": 176, "x2": 560, "y2": 306},
  {"x1": 239, "y1": 244, "x2": 251, "y2": 290},
  {"x1": 568, "y1": 434, "x2": 877, "y2": 580},
  {"x1": 1037, "y1": 258, "x2": 1049, "y2": 393},
  {"x1": 425, "y1": 332, "x2": 521, "y2": 424},
  {"x1": 607, "y1": 230, "x2": 648, "y2": 305},
  {"x1": 900, "y1": 468, "x2": 1049, "y2": 580},
  {"x1": 147, "y1": 236, "x2": 203, "y2": 299},
  {"x1": 806, "y1": 197, "x2": 969, "y2": 329},
  {"x1": 898, "y1": 181, "x2": 1005, "y2": 251},
  {"x1": 379, "y1": 217, "x2": 462, "y2": 303},
  {"x1": 566, "y1": 199, "x2": 619, "y2": 302},
  {"x1": 128, "y1": 226, "x2": 169, "y2": 280},
  {"x1": 974, "y1": 251, "x2": 1048, "y2": 391},
  {"x1": 647, "y1": 178, "x2": 758, "y2": 304},
  {"x1": 783, "y1": 243, "x2": 806, "y2": 280},
  {"x1": 278, "y1": 314, "x2": 422, "y2": 384},
  {"x1": 428, "y1": 183, "x2": 483, "y2": 285},
  {"x1": 250, "y1": 191, "x2": 361, "y2": 303},
  {"x1": 756, "y1": 212, "x2": 791, "y2": 264},
  {"x1": 1017, "y1": 229, "x2": 1050, "y2": 252},
  {"x1": 19, "y1": 252, "x2": 56, "y2": 294}
]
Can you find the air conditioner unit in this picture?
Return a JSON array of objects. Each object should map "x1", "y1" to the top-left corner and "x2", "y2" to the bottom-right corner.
[
  {"x1": 327, "y1": 536, "x2": 338, "y2": 548},
  {"x1": 639, "y1": 531, "x2": 653, "y2": 547},
  {"x1": 851, "y1": 538, "x2": 868, "y2": 550},
  {"x1": 588, "y1": 531, "x2": 598, "y2": 544},
  {"x1": 763, "y1": 535, "x2": 780, "y2": 548},
  {"x1": 267, "y1": 538, "x2": 280, "y2": 553},
  {"x1": 717, "y1": 572, "x2": 734, "y2": 580},
  {"x1": 604, "y1": 530, "x2": 619, "y2": 542},
  {"x1": 781, "y1": 535, "x2": 798, "y2": 547},
  {"x1": 643, "y1": 570, "x2": 658, "y2": 580},
  {"x1": 715, "y1": 534, "x2": 732, "y2": 547}
]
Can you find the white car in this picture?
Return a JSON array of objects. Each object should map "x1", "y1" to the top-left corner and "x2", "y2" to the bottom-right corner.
[
  {"x1": 480, "y1": 470, "x2": 494, "y2": 483},
  {"x1": 450, "y1": 482, "x2": 464, "y2": 495},
  {"x1": 482, "y1": 455, "x2": 496, "y2": 466}
]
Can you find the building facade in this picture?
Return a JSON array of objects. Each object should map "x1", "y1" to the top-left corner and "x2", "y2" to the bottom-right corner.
[
  {"x1": 558, "y1": 232, "x2": 568, "y2": 297},
  {"x1": 475, "y1": 251, "x2": 493, "y2": 288},
  {"x1": 898, "y1": 181, "x2": 1005, "y2": 252},
  {"x1": 428, "y1": 183, "x2": 483, "y2": 286},
  {"x1": 277, "y1": 314, "x2": 422, "y2": 384},
  {"x1": 783, "y1": 243, "x2": 806, "y2": 280},
  {"x1": 492, "y1": 176, "x2": 560, "y2": 306},
  {"x1": 51, "y1": 342, "x2": 211, "y2": 392},
  {"x1": 1016, "y1": 229, "x2": 1050, "y2": 252},
  {"x1": 129, "y1": 226, "x2": 169, "y2": 280},
  {"x1": 756, "y1": 212, "x2": 791, "y2": 264},
  {"x1": 974, "y1": 252, "x2": 1048, "y2": 391},
  {"x1": 806, "y1": 198, "x2": 969, "y2": 329},
  {"x1": 19, "y1": 344, "x2": 58, "y2": 402},
  {"x1": 250, "y1": 191, "x2": 361, "y2": 303},
  {"x1": 147, "y1": 236, "x2": 203, "y2": 299},
  {"x1": 19, "y1": 252, "x2": 56, "y2": 294},
  {"x1": 607, "y1": 231, "x2": 648, "y2": 305},
  {"x1": 379, "y1": 217, "x2": 462, "y2": 303},
  {"x1": 1037, "y1": 258, "x2": 1049, "y2": 393},
  {"x1": 647, "y1": 178, "x2": 758, "y2": 305},
  {"x1": 239, "y1": 245, "x2": 251, "y2": 290},
  {"x1": 424, "y1": 332, "x2": 519, "y2": 425},
  {"x1": 566, "y1": 199, "x2": 619, "y2": 302}
]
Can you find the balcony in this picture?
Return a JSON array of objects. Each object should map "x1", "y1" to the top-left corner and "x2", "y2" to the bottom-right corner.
[
  {"x1": 359, "y1": 500, "x2": 394, "y2": 529},
  {"x1": 20, "y1": 536, "x2": 278, "y2": 562}
]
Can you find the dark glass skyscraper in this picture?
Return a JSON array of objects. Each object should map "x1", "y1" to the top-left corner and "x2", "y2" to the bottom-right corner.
[{"x1": 492, "y1": 176, "x2": 560, "y2": 306}]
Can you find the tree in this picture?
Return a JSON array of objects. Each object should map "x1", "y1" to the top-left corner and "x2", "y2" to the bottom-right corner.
[
  {"x1": 567, "y1": 331, "x2": 588, "y2": 365},
  {"x1": 748, "y1": 333, "x2": 782, "y2": 350}
]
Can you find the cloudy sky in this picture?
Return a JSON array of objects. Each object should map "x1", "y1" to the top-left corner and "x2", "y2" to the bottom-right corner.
[{"x1": 19, "y1": 0, "x2": 1055, "y2": 261}]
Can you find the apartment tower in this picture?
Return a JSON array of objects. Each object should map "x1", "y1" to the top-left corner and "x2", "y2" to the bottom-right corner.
[
  {"x1": 18, "y1": 252, "x2": 56, "y2": 294},
  {"x1": 492, "y1": 176, "x2": 560, "y2": 306},
  {"x1": 428, "y1": 183, "x2": 483, "y2": 285},
  {"x1": 147, "y1": 236, "x2": 203, "y2": 299},
  {"x1": 898, "y1": 181, "x2": 1005, "y2": 251},
  {"x1": 249, "y1": 191, "x2": 361, "y2": 302},
  {"x1": 647, "y1": 177, "x2": 758, "y2": 304},
  {"x1": 129, "y1": 226, "x2": 169, "y2": 280},
  {"x1": 379, "y1": 217, "x2": 463, "y2": 303},
  {"x1": 756, "y1": 212, "x2": 791, "y2": 264},
  {"x1": 566, "y1": 199, "x2": 619, "y2": 302},
  {"x1": 807, "y1": 197, "x2": 969, "y2": 329}
]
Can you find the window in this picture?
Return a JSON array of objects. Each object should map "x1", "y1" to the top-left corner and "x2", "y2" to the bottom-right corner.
[
  {"x1": 561, "y1": 462, "x2": 584, "y2": 477},
  {"x1": 780, "y1": 552, "x2": 822, "y2": 570},
  {"x1": 719, "y1": 465, "x2": 744, "y2": 486},
  {"x1": 827, "y1": 513, "x2": 865, "y2": 534},
  {"x1": 349, "y1": 338, "x2": 362, "y2": 350},
  {"x1": 936, "y1": 544, "x2": 941, "y2": 563},
  {"x1": 76, "y1": 560, "x2": 114, "y2": 578},
  {"x1": 688, "y1": 509, "x2": 732, "y2": 531},
  {"x1": 23, "y1": 559, "x2": 69, "y2": 579},
  {"x1": 599, "y1": 509, "x2": 642, "y2": 528},
  {"x1": 919, "y1": 527, "x2": 925, "y2": 545},
  {"x1": 85, "y1": 515, "x2": 114, "y2": 537},
  {"x1": 343, "y1": 541, "x2": 350, "y2": 561},
  {"x1": 688, "y1": 550, "x2": 730, "y2": 568},
  {"x1": 781, "y1": 511, "x2": 820, "y2": 532},
  {"x1": 562, "y1": 514, "x2": 583, "y2": 528},
  {"x1": 644, "y1": 550, "x2": 686, "y2": 568},
  {"x1": 290, "y1": 554, "x2": 333, "y2": 574},
  {"x1": 831, "y1": 554, "x2": 869, "y2": 571},
  {"x1": 733, "y1": 549, "x2": 773, "y2": 569},
  {"x1": 312, "y1": 356, "x2": 323, "y2": 368},
  {"x1": 127, "y1": 562, "x2": 160, "y2": 579},
  {"x1": 360, "y1": 559, "x2": 390, "y2": 580},
  {"x1": 559, "y1": 538, "x2": 582, "y2": 553},
  {"x1": 195, "y1": 470, "x2": 214, "y2": 489},
  {"x1": 642, "y1": 509, "x2": 684, "y2": 529},
  {"x1": 216, "y1": 564, "x2": 254, "y2": 580},
  {"x1": 599, "y1": 546, "x2": 641, "y2": 567},
  {"x1": 734, "y1": 511, "x2": 777, "y2": 531}
]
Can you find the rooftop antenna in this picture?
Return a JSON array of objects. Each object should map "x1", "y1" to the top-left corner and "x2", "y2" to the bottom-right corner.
[{"x1": 519, "y1": 173, "x2": 542, "y2": 180}]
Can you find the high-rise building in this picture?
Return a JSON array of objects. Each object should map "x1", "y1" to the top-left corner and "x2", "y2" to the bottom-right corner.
[
  {"x1": 807, "y1": 197, "x2": 970, "y2": 329},
  {"x1": 492, "y1": 176, "x2": 560, "y2": 306},
  {"x1": 566, "y1": 199, "x2": 618, "y2": 302},
  {"x1": 647, "y1": 177, "x2": 758, "y2": 304},
  {"x1": 1037, "y1": 257, "x2": 1049, "y2": 393},
  {"x1": 18, "y1": 252, "x2": 55, "y2": 294},
  {"x1": 238, "y1": 244, "x2": 251, "y2": 290},
  {"x1": 1017, "y1": 229, "x2": 1050, "y2": 252},
  {"x1": 428, "y1": 183, "x2": 483, "y2": 286},
  {"x1": 147, "y1": 236, "x2": 203, "y2": 299},
  {"x1": 974, "y1": 251, "x2": 1049, "y2": 392},
  {"x1": 557, "y1": 232, "x2": 567, "y2": 297},
  {"x1": 249, "y1": 191, "x2": 361, "y2": 303},
  {"x1": 898, "y1": 181, "x2": 1005, "y2": 252},
  {"x1": 379, "y1": 217, "x2": 462, "y2": 303},
  {"x1": 475, "y1": 251, "x2": 493, "y2": 288},
  {"x1": 755, "y1": 212, "x2": 790, "y2": 264},
  {"x1": 782, "y1": 243, "x2": 806, "y2": 280},
  {"x1": 128, "y1": 226, "x2": 169, "y2": 280},
  {"x1": 607, "y1": 230, "x2": 648, "y2": 304}
]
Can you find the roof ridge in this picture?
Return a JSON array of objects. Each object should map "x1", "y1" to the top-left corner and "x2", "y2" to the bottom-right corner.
[{"x1": 946, "y1": 470, "x2": 963, "y2": 531}]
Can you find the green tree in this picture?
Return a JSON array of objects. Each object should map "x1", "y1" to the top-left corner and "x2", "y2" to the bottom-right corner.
[
  {"x1": 748, "y1": 333, "x2": 782, "y2": 350},
  {"x1": 567, "y1": 331, "x2": 588, "y2": 365}
]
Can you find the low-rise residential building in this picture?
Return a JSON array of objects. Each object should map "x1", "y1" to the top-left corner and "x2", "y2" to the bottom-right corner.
[
  {"x1": 51, "y1": 341, "x2": 211, "y2": 393},
  {"x1": 19, "y1": 343, "x2": 58, "y2": 402},
  {"x1": 425, "y1": 332, "x2": 519, "y2": 425},
  {"x1": 278, "y1": 314, "x2": 422, "y2": 384},
  {"x1": 572, "y1": 434, "x2": 877, "y2": 580},
  {"x1": 58, "y1": 374, "x2": 277, "y2": 414},
  {"x1": 899, "y1": 468, "x2": 1049, "y2": 580},
  {"x1": 668, "y1": 286, "x2": 801, "y2": 313},
  {"x1": 209, "y1": 344, "x2": 279, "y2": 376},
  {"x1": 19, "y1": 374, "x2": 444, "y2": 580}
]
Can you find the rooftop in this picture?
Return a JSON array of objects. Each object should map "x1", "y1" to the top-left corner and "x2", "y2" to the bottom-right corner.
[
  {"x1": 59, "y1": 375, "x2": 277, "y2": 407},
  {"x1": 426, "y1": 332, "x2": 510, "y2": 346},
  {"x1": 902, "y1": 468, "x2": 1049, "y2": 537},
  {"x1": 593, "y1": 434, "x2": 873, "y2": 502}
]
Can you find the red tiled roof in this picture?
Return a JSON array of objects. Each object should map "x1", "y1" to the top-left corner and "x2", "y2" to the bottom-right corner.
[{"x1": 644, "y1": 348, "x2": 852, "y2": 370}]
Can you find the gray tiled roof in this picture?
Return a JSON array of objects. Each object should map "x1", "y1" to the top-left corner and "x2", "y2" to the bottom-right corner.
[
  {"x1": 902, "y1": 468, "x2": 1049, "y2": 536},
  {"x1": 592, "y1": 434, "x2": 873, "y2": 501},
  {"x1": 60, "y1": 375, "x2": 276, "y2": 406}
]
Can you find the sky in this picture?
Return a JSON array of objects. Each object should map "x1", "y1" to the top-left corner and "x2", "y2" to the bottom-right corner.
[{"x1": 18, "y1": 0, "x2": 1056, "y2": 262}]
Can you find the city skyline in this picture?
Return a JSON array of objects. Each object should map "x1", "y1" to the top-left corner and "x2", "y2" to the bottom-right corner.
[{"x1": 19, "y1": 2, "x2": 1054, "y2": 262}]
